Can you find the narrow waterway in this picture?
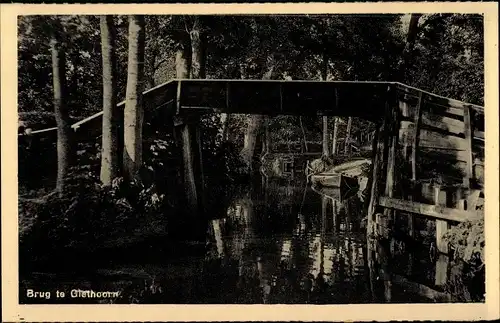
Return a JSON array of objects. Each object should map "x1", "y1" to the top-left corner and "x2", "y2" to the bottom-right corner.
[{"x1": 20, "y1": 174, "x2": 483, "y2": 304}]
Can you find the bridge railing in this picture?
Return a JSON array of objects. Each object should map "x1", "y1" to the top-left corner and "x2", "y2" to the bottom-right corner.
[{"x1": 368, "y1": 83, "x2": 485, "y2": 259}]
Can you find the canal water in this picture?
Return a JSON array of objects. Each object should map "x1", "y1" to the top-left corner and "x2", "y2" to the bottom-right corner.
[{"x1": 19, "y1": 175, "x2": 482, "y2": 304}]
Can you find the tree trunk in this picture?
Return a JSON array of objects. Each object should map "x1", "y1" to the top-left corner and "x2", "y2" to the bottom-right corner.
[
  {"x1": 332, "y1": 117, "x2": 338, "y2": 155},
  {"x1": 220, "y1": 113, "x2": 230, "y2": 141},
  {"x1": 220, "y1": 64, "x2": 246, "y2": 143},
  {"x1": 241, "y1": 115, "x2": 264, "y2": 169},
  {"x1": 123, "y1": 15, "x2": 146, "y2": 180},
  {"x1": 100, "y1": 15, "x2": 120, "y2": 185},
  {"x1": 322, "y1": 116, "x2": 330, "y2": 157},
  {"x1": 240, "y1": 59, "x2": 274, "y2": 170},
  {"x1": 175, "y1": 47, "x2": 190, "y2": 79},
  {"x1": 263, "y1": 116, "x2": 270, "y2": 155},
  {"x1": 344, "y1": 117, "x2": 353, "y2": 156},
  {"x1": 398, "y1": 14, "x2": 422, "y2": 82},
  {"x1": 299, "y1": 117, "x2": 308, "y2": 152},
  {"x1": 190, "y1": 16, "x2": 205, "y2": 79},
  {"x1": 50, "y1": 33, "x2": 72, "y2": 196},
  {"x1": 321, "y1": 53, "x2": 330, "y2": 157},
  {"x1": 147, "y1": 76, "x2": 155, "y2": 90}
]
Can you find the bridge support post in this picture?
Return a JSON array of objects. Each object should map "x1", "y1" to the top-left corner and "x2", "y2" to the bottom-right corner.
[
  {"x1": 383, "y1": 86, "x2": 401, "y2": 239},
  {"x1": 367, "y1": 124, "x2": 386, "y2": 237},
  {"x1": 173, "y1": 115, "x2": 206, "y2": 238},
  {"x1": 367, "y1": 86, "x2": 398, "y2": 238}
]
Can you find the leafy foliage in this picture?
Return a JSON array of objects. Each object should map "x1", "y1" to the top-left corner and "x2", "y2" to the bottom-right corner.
[
  {"x1": 443, "y1": 218, "x2": 485, "y2": 264},
  {"x1": 405, "y1": 14, "x2": 484, "y2": 105}
]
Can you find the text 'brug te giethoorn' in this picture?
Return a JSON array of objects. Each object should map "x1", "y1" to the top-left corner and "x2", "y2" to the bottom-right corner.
[{"x1": 26, "y1": 288, "x2": 121, "y2": 299}]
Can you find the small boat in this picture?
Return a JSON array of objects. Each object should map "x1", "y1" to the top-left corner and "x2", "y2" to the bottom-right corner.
[
  {"x1": 310, "y1": 172, "x2": 359, "y2": 190},
  {"x1": 310, "y1": 185, "x2": 358, "y2": 202}
]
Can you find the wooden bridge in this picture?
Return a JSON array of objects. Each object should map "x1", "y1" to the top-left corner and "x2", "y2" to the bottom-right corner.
[{"x1": 20, "y1": 79, "x2": 485, "y2": 254}]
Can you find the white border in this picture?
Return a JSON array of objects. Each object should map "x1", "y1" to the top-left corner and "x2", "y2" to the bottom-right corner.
[{"x1": 2, "y1": 2, "x2": 499, "y2": 322}]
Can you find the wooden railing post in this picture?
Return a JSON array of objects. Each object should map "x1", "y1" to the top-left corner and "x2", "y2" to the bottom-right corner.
[
  {"x1": 411, "y1": 92, "x2": 424, "y2": 182},
  {"x1": 463, "y1": 105, "x2": 475, "y2": 188},
  {"x1": 407, "y1": 91, "x2": 424, "y2": 239}
]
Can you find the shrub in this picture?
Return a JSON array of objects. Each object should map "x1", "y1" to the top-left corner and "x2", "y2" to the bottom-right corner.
[
  {"x1": 443, "y1": 218, "x2": 484, "y2": 264},
  {"x1": 19, "y1": 166, "x2": 169, "y2": 260}
]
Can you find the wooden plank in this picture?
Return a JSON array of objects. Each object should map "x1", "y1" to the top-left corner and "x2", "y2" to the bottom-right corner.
[
  {"x1": 421, "y1": 111, "x2": 465, "y2": 137},
  {"x1": 399, "y1": 126, "x2": 466, "y2": 151},
  {"x1": 427, "y1": 103, "x2": 465, "y2": 118},
  {"x1": 378, "y1": 196, "x2": 482, "y2": 223},
  {"x1": 395, "y1": 83, "x2": 483, "y2": 114},
  {"x1": 399, "y1": 93, "x2": 465, "y2": 118},
  {"x1": 463, "y1": 105, "x2": 474, "y2": 187},
  {"x1": 411, "y1": 92, "x2": 424, "y2": 181}
]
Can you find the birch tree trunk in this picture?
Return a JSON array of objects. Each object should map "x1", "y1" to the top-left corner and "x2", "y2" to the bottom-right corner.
[
  {"x1": 190, "y1": 16, "x2": 205, "y2": 79},
  {"x1": 332, "y1": 117, "x2": 338, "y2": 155},
  {"x1": 240, "y1": 64, "x2": 273, "y2": 170},
  {"x1": 123, "y1": 15, "x2": 146, "y2": 180},
  {"x1": 241, "y1": 115, "x2": 264, "y2": 169},
  {"x1": 321, "y1": 53, "x2": 330, "y2": 157},
  {"x1": 100, "y1": 15, "x2": 120, "y2": 185},
  {"x1": 322, "y1": 116, "x2": 330, "y2": 157},
  {"x1": 50, "y1": 31, "x2": 72, "y2": 196},
  {"x1": 299, "y1": 117, "x2": 309, "y2": 153},
  {"x1": 344, "y1": 117, "x2": 353, "y2": 156},
  {"x1": 175, "y1": 47, "x2": 190, "y2": 79}
]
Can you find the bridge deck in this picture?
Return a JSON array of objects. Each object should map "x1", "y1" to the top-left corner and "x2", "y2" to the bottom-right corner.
[
  {"x1": 64, "y1": 79, "x2": 483, "y2": 134},
  {"x1": 115, "y1": 79, "x2": 483, "y2": 120}
]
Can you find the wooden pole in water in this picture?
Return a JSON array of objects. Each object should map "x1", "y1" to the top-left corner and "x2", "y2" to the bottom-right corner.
[
  {"x1": 434, "y1": 186, "x2": 449, "y2": 254},
  {"x1": 367, "y1": 240, "x2": 377, "y2": 301}
]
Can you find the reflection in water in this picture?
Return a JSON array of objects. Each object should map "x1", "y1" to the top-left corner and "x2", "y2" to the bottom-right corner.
[
  {"x1": 198, "y1": 173, "x2": 471, "y2": 304},
  {"x1": 201, "y1": 175, "x2": 377, "y2": 304}
]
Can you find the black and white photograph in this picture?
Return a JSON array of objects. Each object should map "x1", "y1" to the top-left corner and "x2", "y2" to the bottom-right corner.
[{"x1": 2, "y1": 2, "x2": 499, "y2": 322}]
